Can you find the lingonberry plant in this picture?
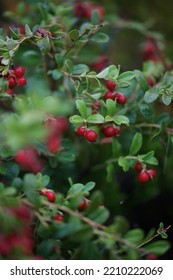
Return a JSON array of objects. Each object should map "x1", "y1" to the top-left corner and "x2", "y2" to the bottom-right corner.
[{"x1": 0, "y1": 0, "x2": 172, "y2": 260}]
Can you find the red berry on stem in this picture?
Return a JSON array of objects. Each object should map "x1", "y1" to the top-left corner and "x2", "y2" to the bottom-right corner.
[
  {"x1": 17, "y1": 76, "x2": 27, "y2": 86},
  {"x1": 45, "y1": 190, "x2": 56, "y2": 203},
  {"x1": 106, "y1": 80, "x2": 117, "y2": 92},
  {"x1": 77, "y1": 126, "x2": 86, "y2": 137},
  {"x1": 54, "y1": 214, "x2": 64, "y2": 222},
  {"x1": 104, "y1": 91, "x2": 117, "y2": 101},
  {"x1": 85, "y1": 130, "x2": 98, "y2": 142},
  {"x1": 7, "y1": 89, "x2": 13, "y2": 95},
  {"x1": 148, "y1": 169, "x2": 157, "y2": 179},
  {"x1": 135, "y1": 162, "x2": 143, "y2": 172},
  {"x1": 78, "y1": 198, "x2": 88, "y2": 211},
  {"x1": 114, "y1": 127, "x2": 122, "y2": 137},
  {"x1": 138, "y1": 171, "x2": 150, "y2": 183},
  {"x1": 116, "y1": 93, "x2": 127, "y2": 105},
  {"x1": 8, "y1": 76, "x2": 17, "y2": 89},
  {"x1": 147, "y1": 76, "x2": 155, "y2": 87},
  {"x1": 14, "y1": 66, "x2": 25, "y2": 78},
  {"x1": 104, "y1": 126, "x2": 115, "y2": 137}
]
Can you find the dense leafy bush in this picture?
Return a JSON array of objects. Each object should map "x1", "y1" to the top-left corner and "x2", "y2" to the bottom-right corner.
[{"x1": 0, "y1": 0, "x2": 172, "y2": 259}]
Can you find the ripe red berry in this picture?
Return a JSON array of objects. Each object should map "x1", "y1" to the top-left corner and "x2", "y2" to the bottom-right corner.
[
  {"x1": 147, "y1": 76, "x2": 155, "y2": 87},
  {"x1": 14, "y1": 66, "x2": 25, "y2": 78},
  {"x1": 78, "y1": 198, "x2": 88, "y2": 211},
  {"x1": 85, "y1": 130, "x2": 98, "y2": 142},
  {"x1": 146, "y1": 254, "x2": 158, "y2": 260},
  {"x1": 147, "y1": 169, "x2": 157, "y2": 179},
  {"x1": 54, "y1": 214, "x2": 64, "y2": 222},
  {"x1": 114, "y1": 127, "x2": 122, "y2": 137},
  {"x1": 8, "y1": 76, "x2": 17, "y2": 89},
  {"x1": 116, "y1": 93, "x2": 127, "y2": 105},
  {"x1": 77, "y1": 126, "x2": 86, "y2": 137},
  {"x1": 104, "y1": 126, "x2": 115, "y2": 137},
  {"x1": 104, "y1": 91, "x2": 117, "y2": 101},
  {"x1": 7, "y1": 89, "x2": 13, "y2": 95},
  {"x1": 106, "y1": 80, "x2": 117, "y2": 92},
  {"x1": 135, "y1": 162, "x2": 143, "y2": 172},
  {"x1": 138, "y1": 171, "x2": 150, "y2": 183},
  {"x1": 17, "y1": 76, "x2": 27, "y2": 86},
  {"x1": 44, "y1": 190, "x2": 56, "y2": 203}
]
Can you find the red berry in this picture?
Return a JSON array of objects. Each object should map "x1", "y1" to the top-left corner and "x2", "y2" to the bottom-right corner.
[
  {"x1": 138, "y1": 171, "x2": 150, "y2": 183},
  {"x1": 45, "y1": 190, "x2": 56, "y2": 203},
  {"x1": 54, "y1": 214, "x2": 64, "y2": 222},
  {"x1": 91, "y1": 101, "x2": 101, "y2": 111},
  {"x1": 114, "y1": 127, "x2": 122, "y2": 137},
  {"x1": 8, "y1": 76, "x2": 17, "y2": 89},
  {"x1": 17, "y1": 76, "x2": 27, "y2": 86},
  {"x1": 147, "y1": 76, "x2": 155, "y2": 87},
  {"x1": 116, "y1": 93, "x2": 127, "y2": 105},
  {"x1": 14, "y1": 66, "x2": 25, "y2": 78},
  {"x1": 85, "y1": 130, "x2": 98, "y2": 142},
  {"x1": 78, "y1": 198, "x2": 88, "y2": 211},
  {"x1": 146, "y1": 254, "x2": 158, "y2": 260},
  {"x1": 77, "y1": 126, "x2": 86, "y2": 137},
  {"x1": 135, "y1": 162, "x2": 143, "y2": 172},
  {"x1": 104, "y1": 91, "x2": 117, "y2": 101},
  {"x1": 7, "y1": 89, "x2": 13, "y2": 95},
  {"x1": 106, "y1": 80, "x2": 117, "y2": 91},
  {"x1": 147, "y1": 169, "x2": 157, "y2": 179},
  {"x1": 47, "y1": 136, "x2": 61, "y2": 154},
  {"x1": 104, "y1": 126, "x2": 115, "y2": 137}
]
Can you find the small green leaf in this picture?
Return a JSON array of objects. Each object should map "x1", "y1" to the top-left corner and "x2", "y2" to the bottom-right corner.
[
  {"x1": 144, "y1": 156, "x2": 158, "y2": 165},
  {"x1": 129, "y1": 132, "x2": 143, "y2": 155},
  {"x1": 25, "y1": 24, "x2": 33, "y2": 36},
  {"x1": 125, "y1": 229, "x2": 145, "y2": 244},
  {"x1": 106, "y1": 163, "x2": 114, "y2": 182},
  {"x1": 52, "y1": 69, "x2": 62, "y2": 80},
  {"x1": 139, "y1": 103, "x2": 154, "y2": 120},
  {"x1": 107, "y1": 65, "x2": 120, "y2": 80},
  {"x1": 106, "y1": 99, "x2": 117, "y2": 116},
  {"x1": 118, "y1": 156, "x2": 130, "y2": 172},
  {"x1": 88, "y1": 207, "x2": 109, "y2": 224},
  {"x1": 67, "y1": 183, "x2": 84, "y2": 196},
  {"x1": 162, "y1": 94, "x2": 172, "y2": 106},
  {"x1": 90, "y1": 32, "x2": 109, "y2": 43},
  {"x1": 6, "y1": 38, "x2": 19, "y2": 50},
  {"x1": 96, "y1": 67, "x2": 109, "y2": 78},
  {"x1": 69, "y1": 115, "x2": 84, "y2": 124},
  {"x1": 37, "y1": 36, "x2": 51, "y2": 54},
  {"x1": 55, "y1": 54, "x2": 64, "y2": 68},
  {"x1": 84, "y1": 181, "x2": 95, "y2": 192},
  {"x1": 134, "y1": 70, "x2": 149, "y2": 92},
  {"x1": 144, "y1": 240, "x2": 171, "y2": 256},
  {"x1": 118, "y1": 71, "x2": 135, "y2": 82},
  {"x1": 144, "y1": 89, "x2": 159, "y2": 103},
  {"x1": 76, "y1": 99, "x2": 87, "y2": 118},
  {"x1": 72, "y1": 64, "x2": 89, "y2": 75},
  {"x1": 69, "y1": 29, "x2": 80, "y2": 42},
  {"x1": 105, "y1": 115, "x2": 113, "y2": 122},
  {"x1": 0, "y1": 39, "x2": 5, "y2": 47},
  {"x1": 113, "y1": 115, "x2": 129, "y2": 125},
  {"x1": 87, "y1": 114, "x2": 104, "y2": 124}
]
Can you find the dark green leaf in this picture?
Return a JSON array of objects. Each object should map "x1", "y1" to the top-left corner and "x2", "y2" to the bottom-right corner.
[
  {"x1": 129, "y1": 132, "x2": 143, "y2": 155},
  {"x1": 90, "y1": 32, "x2": 109, "y2": 43},
  {"x1": 88, "y1": 207, "x2": 109, "y2": 224},
  {"x1": 69, "y1": 225, "x2": 93, "y2": 242},
  {"x1": 134, "y1": 70, "x2": 149, "y2": 92},
  {"x1": 72, "y1": 64, "x2": 89, "y2": 75},
  {"x1": 139, "y1": 103, "x2": 154, "y2": 120},
  {"x1": 37, "y1": 36, "x2": 51, "y2": 54},
  {"x1": 69, "y1": 29, "x2": 80, "y2": 41},
  {"x1": 144, "y1": 241, "x2": 171, "y2": 256},
  {"x1": 124, "y1": 229, "x2": 145, "y2": 244},
  {"x1": 52, "y1": 69, "x2": 62, "y2": 80},
  {"x1": 67, "y1": 183, "x2": 84, "y2": 196},
  {"x1": 106, "y1": 163, "x2": 114, "y2": 182}
]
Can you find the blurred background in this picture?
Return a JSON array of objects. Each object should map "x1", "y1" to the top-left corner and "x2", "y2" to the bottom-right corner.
[{"x1": 1, "y1": 0, "x2": 173, "y2": 259}]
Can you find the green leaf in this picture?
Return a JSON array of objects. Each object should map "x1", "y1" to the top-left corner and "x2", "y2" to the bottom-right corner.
[
  {"x1": 106, "y1": 99, "x2": 117, "y2": 116},
  {"x1": 90, "y1": 32, "x2": 109, "y2": 43},
  {"x1": 106, "y1": 163, "x2": 114, "y2": 182},
  {"x1": 162, "y1": 94, "x2": 172, "y2": 106},
  {"x1": 144, "y1": 89, "x2": 159, "y2": 103},
  {"x1": 72, "y1": 64, "x2": 89, "y2": 75},
  {"x1": 87, "y1": 114, "x2": 104, "y2": 124},
  {"x1": 58, "y1": 151, "x2": 75, "y2": 163},
  {"x1": 91, "y1": 9, "x2": 100, "y2": 25},
  {"x1": 69, "y1": 115, "x2": 84, "y2": 124},
  {"x1": 139, "y1": 103, "x2": 154, "y2": 120},
  {"x1": 37, "y1": 36, "x2": 51, "y2": 54},
  {"x1": 105, "y1": 115, "x2": 113, "y2": 122},
  {"x1": 6, "y1": 38, "x2": 19, "y2": 50},
  {"x1": 76, "y1": 99, "x2": 87, "y2": 118},
  {"x1": 107, "y1": 65, "x2": 120, "y2": 80},
  {"x1": 113, "y1": 115, "x2": 129, "y2": 125},
  {"x1": 2, "y1": 187, "x2": 16, "y2": 196},
  {"x1": 118, "y1": 156, "x2": 130, "y2": 172},
  {"x1": 0, "y1": 39, "x2": 5, "y2": 47},
  {"x1": 25, "y1": 24, "x2": 33, "y2": 36},
  {"x1": 69, "y1": 225, "x2": 93, "y2": 242},
  {"x1": 124, "y1": 229, "x2": 145, "y2": 244},
  {"x1": 52, "y1": 69, "x2": 62, "y2": 80},
  {"x1": 67, "y1": 183, "x2": 84, "y2": 196},
  {"x1": 88, "y1": 207, "x2": 109, "y2": 224},
  {"x1": 96, "y1": 67, "x2": 109, "y2": 78},
  {"x1": 144, "y1": 156, "x2": 158, "y2": 165},
  {"x1": 144, "y1": 240, "x2": 171, "y2": 256},
  {"x1": 118, "y1": 71, "x2": 135, "y2": 82},
  {"x1": 134, "y1": 70, "x2": 149, "y2": 92},
  {"x1": 55, "y1": 54, "x2": 64, "y2": 68},
  {"x1": 69, "y1": 29, "x2": 80, "y2": 41},
  {"x1": 129, "y1": 132, "x2": 143, "y2": 155},
  {"x1": 83, "y1": 182, "x2": 95, "y2": 192}
]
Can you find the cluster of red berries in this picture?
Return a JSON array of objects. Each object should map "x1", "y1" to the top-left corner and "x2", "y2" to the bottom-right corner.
[
  {"x1": 102, "y1": 125, "x2": 121, "y2": 137},
  {"x1": 0, "y1": 205, "x2": 33, "y2": 256},
  {"x1": 74, "y1": 2, "x2": 105, "y2": 21},
  {"x1": 7, "y1": 66, "x2": 27, "y2": 92},
  {"x1": 77, "y1": 126, "x2": 98, "y2": 142},
  {"x1": 135, "y1": 162, "x2": 157, "y2": 183},
  {"x1": 104, "y1": 80, "x2": 127, "y2": 105}
]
